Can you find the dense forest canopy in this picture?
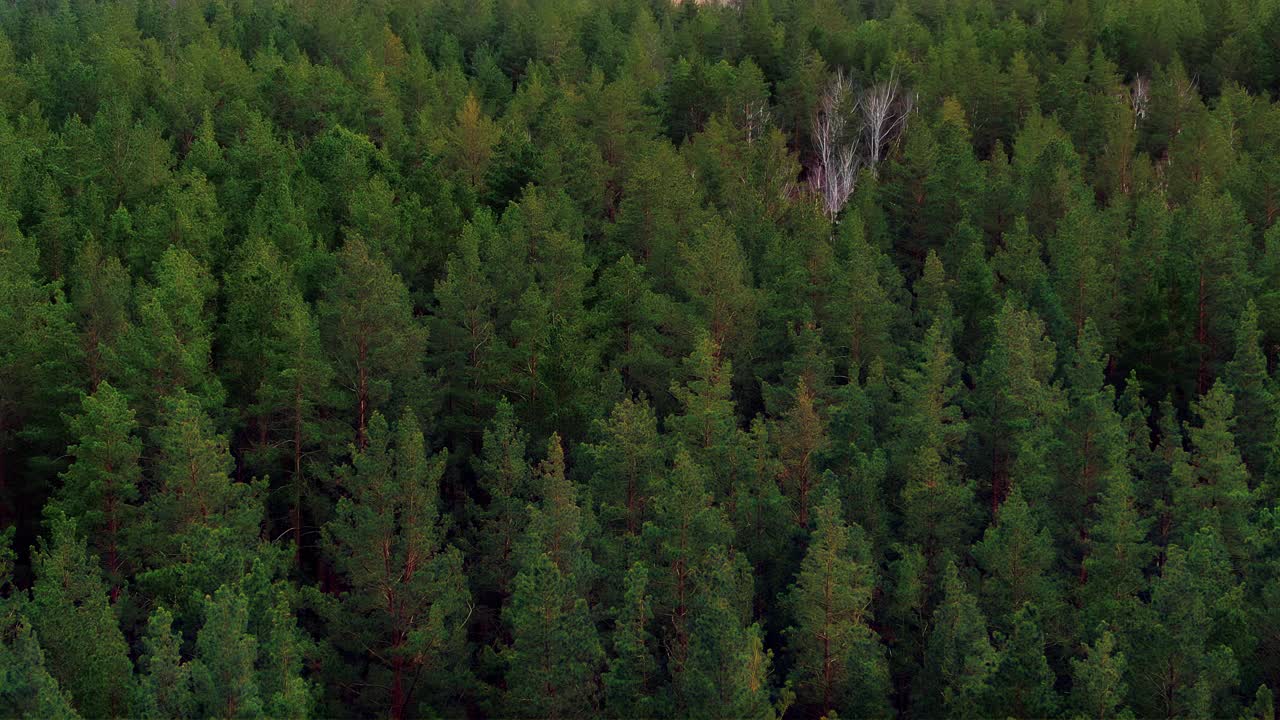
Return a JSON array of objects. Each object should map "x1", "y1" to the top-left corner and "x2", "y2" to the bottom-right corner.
[{"x1": 4, "y1": 0, "x2": 1280, "y2": 717}]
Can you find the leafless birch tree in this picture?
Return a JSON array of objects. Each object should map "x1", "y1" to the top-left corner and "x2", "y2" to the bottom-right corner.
[
  {"x1": 811, "y1": 71, "x2": 861, "y2": 218},
  {"x1": 860, "y1": 68, "x2": 913, "y2": 173},
  {"x1": 810, "y1": 69, "x2": 913, "y2": 218},
  {"x1": 1129, "y1": 74, "x2": 1150, "y2": 129}
]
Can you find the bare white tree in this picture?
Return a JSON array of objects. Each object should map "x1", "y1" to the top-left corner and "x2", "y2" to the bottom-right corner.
[
  {"x1": 810, "y1": 71, "x2": 861, "y2": 218},
  {"x1": 859, "y1": 68, "x2": 913, "y2": 174},
  {"x1": 1129, "y1": 74, "x2": 1150, "y2": 129},
  {"x1": 810, "y1": 69, "x2": 913, "y2": 218}
]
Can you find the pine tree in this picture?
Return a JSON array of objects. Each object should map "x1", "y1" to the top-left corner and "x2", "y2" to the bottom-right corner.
[
  {"x1": 1133, "y1": 528, "x2": 1243, "y2": 718},
  {"x1": 429, "y1": 213, "x2": 500, "y2": 439},
  {"x1": 134, "y1": 606, "x2": 195, "y2": 719},
  {"x1": 321, "y1": 236, "x2": 428, "y2": 448},
  {"x1": 470, "y1": 399, "x2": 534, "y2": 601},
  {"x1": 584, "y1": 395, "x2": 663, "y2": 540},
  {"x1": 676, "y1": 217, "x2": 758, "y2": 364},
  {"x1": 190, "y1": 585, "x2": 263, "y2": 719},
  {"x1": 0, "y1": 211, "x2": 80, "y2": 521},
  {"x1": 1048, "y1": 191, "x2": 1122, "y2": 343},
  {"x1": 518, "y1": 434, "x2": 596, "y2": 590},
  {"x1": 136, "y1": 390, "x2": 264, "y2": 607},
  {"x1": 1172, "y1": 381, "x2": 1256, "y2": 566},
  {"x1": 1223, "y1": 300, "x2": 1277, "y2": 476},
  {"x1": 0, "y1": 608, "x2": 79, "y2": 719},
  {"x1": 829, "y1": 215, "x2": 899, "y2": 375},
  {"x1": 1079, "y1": 477, "x2": 1157, "y2": 637},
  {"x1": 774, "y1": 379, "x2": 828, "y2": 528},
  {"x1": 604, "y1": 562, "x2": 660, "y2": 718},
  {"x1": 324, "y1": 411, "x2": 470, "y2": 719},
  {"x1": 1070, "y1": 630, "x2": 1129, "y2": 720},
  {"x1": 668, "y1": 333, "x2": 743, "y2": 500},
  {"x1": 988, "y1": 604, "x2": 1059, "y2": 719},
  {"x1": 785, "y1": 490, "x2": 889, "y2": 718},
  {"x1": 246, "y1": 285, "x2": 332, "y2": 566},
  {"x1": 110, "y1": 246, "x2": 224, "y2": 424},
  {"x1": 917, "y1": 561, "x2": 999, "y2": 719},
  {"x1": 1060, "y1": 319, "x2": 1130, "y2": 571},
  {"x1": 50, "y1": 382, "x2": 140, "y2": 599},
  {"x1": 503, "y1": 551, "x2": 604, "y2": 718},
  {"x1": 896, "y1": 321, "x2": 977, "y2": 567},
  {"x1": 68, "y1": 239, "x2": 130, "y2": 391},
  {"x1": 677, "y1": 551, "x2": 777, "y2": 720},
  {"x1": 644, "y1": 450, "x2": 742, "y2": 687},
  {"x1": 971, "y1": 487, "x2": 1060, "y2": 631},
  {"x1": 971, "y1": 299, "x2": 1065, "y2": 514},
  {"x1": 27, "y1": 514, "x2": 133, "y2": 718},
  {"x1": 0, "y1": 526, "x2": 72, "y2": 719}
]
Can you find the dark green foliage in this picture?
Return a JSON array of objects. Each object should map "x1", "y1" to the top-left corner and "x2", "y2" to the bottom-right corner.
[{"x1": 4, "y1": 2, "x2": 1280, "y2": 718}]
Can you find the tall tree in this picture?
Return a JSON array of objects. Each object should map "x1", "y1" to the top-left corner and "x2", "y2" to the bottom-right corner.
[
  {"x1": 323, "y1": 411, "x2": 470, "y2": 719},
  {"x1": 784, "y1": 490, "x2": 889, "y2": 718},
  {"x1": 917, "y1": 561, "x2": 999, "y2": 719},
  {"x1": 971, "y1": 299, "x2": 1065, "y2": 514},
  {"x1": 321, "y1": 237, "x2": 428, "y2": 449},
  {"x1": 27, "y1": 514, "x2": 133, "y2": 718},
  {"x1": 1222, "y1": 300, "x2": 1277, "y2": 476},
  {"x1": 604, "y1": 561, "x2": 660, "y2": 718},
  {"x1": 1171, "y1": 381, "x2": 1256, "y2": 566},
  {"x1": 50, "y1": 382, "x2": 140, "y2": 600},
  {"x1": 134, "y1": 606, "x2": 194, "y2": 720}
]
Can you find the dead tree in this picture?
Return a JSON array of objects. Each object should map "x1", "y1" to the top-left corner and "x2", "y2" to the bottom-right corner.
[
  {"x1": 810, "y1": 71, "x2": 861, "y2": 218},
  {"x1": 859, "y1": 68, "x2": 913, "y2": 174},
  {"x1": 810, "y1": 69, "x2": 913, "y2": 218},
  {"x1": 1129, "y1": 74, "x2": 1150, "y2": 129}
]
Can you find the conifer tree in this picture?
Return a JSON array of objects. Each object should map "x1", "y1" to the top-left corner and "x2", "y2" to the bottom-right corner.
[
  {"x1": 191, "y1": 585, "x2": 263, "y2": 719},
  {"x1": 1172, "y1": 381, "x2": 1256, "y2": 565},
  {"x1": 917, "y1": 561, "x2": 999, "y2": 719},
  {"x1": 1223, "y1": 300, "x2": 1277, "y2": 476},
  {"x1": 668, "y1": 333, "x2": 743, "y2": 500},
  {"x1": 584, "y1": 395, "x2": 663, "y2": 541},
  {"x1": 972, "y1": 487, "x2": 1061, "y2": 630},
  {"x1": 324, "y1": 411, "x2": 470, "y2": 719},
  {"x1": 111, "y1": 246, "x2": 224, "y2": 423},
  {"x1": 677, "y1": 551, "x2": 777, "y2": 720},
  {"x1": 1070, "y1": 631, "x2": 1129, "y2": 720},
  {"x1": 971, "y1": 299, "x2": 1065, "y2": 514},
  {"x1": 1080, "y1": 477, "x2": 1157, "y2": 637},
  {"x1": 785, "y1": 490, "x2": 889, "y2": 718},
  {"x1": 1133, "y1": 528, "x2": 1243, "y2": 718},
  {"x1": 134, "y1": 606, "x2": 194, "y2": 719},
  {"x1": 430, "y1": 214, "x2": 500, "y2": 439},
  {"x1": 644, "y1": 450, "x2": 742, "y2": 687},
  {"x1": 896, "y1": 321, "x2": 976, "y2": 567},
  {"x1": 1060, "y1": 319, "x2": 1130, "y2": 570},
  {"x1": 503, "y1": 549, "x2": 605, "y2": 719},
  {"x1": 136, "y1": 390, "x2": 264, "y2": 606},
  {"x1": 0, "y1": 212, "x2": 80, "y2": 516},
  {"x1": 604, "y1": 561, "x2": 660, "y2": 718},
  {"x1": 321, "y1": 237, "x2": 428, "y2": 448},
  {"x1": 0, "y1": 602, "x2": 79, "y2": 719},
  {"x1": 27, "y1": 514, "x2": 133, "y2": 718},
  {"x1": 988, "y1": 604, "x2": 1059, "y2": 719},
  {"x1": 775, "y1": 379, "x2": 828, "y2": 528},
  {"x1": 470, "y1": 399, "x2": 534, "y2": 601},
  {"x1": 50, "y1": 382, "x2": 140, "y2": 599},
  {"x1": 68, "y1": 239, "x2": 130, "y2": 391}
]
